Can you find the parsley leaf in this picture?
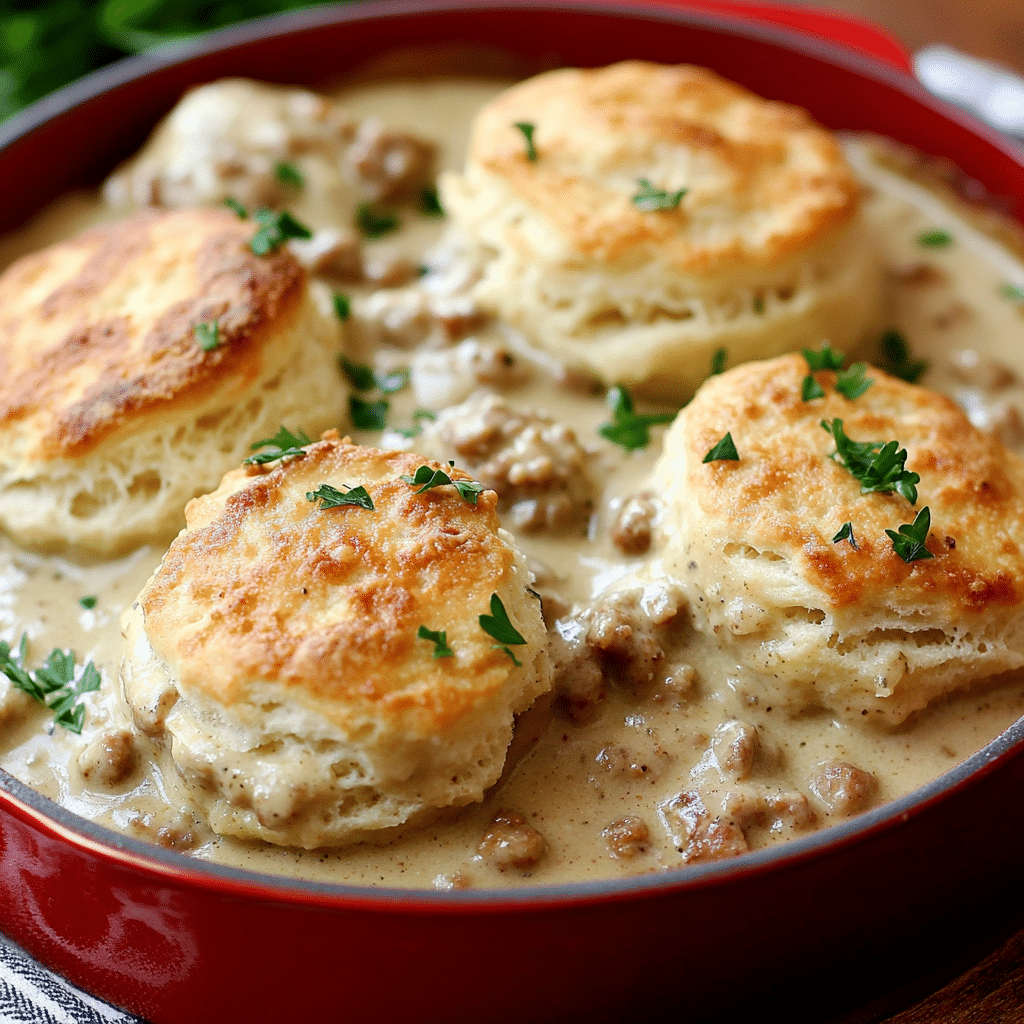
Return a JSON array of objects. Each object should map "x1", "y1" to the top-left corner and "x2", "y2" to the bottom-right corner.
[
  {"x1": 392, "y1": 409, "x2": 437, "y2": 439},
  {"x1": 835, "y1": 362, "x2": 872, "y2": 399},
  {"x1": 878, "y1": 330, "x2": 928, "y2": 384},
  {"x1": 401, "y1": 463, "x2": 485, "y2": 504},
  {"x1": 244, "y1": 425, "x2": 311, "y2": 466},
  {"x1": 418, "y1": 625, "x2": 454, "y2": 658},
  {"x1": 709, "y1": 347, "x2": 727, "y2": 376},
  {"x1": 479, "y1": 594, "x2": 526, "y2": 665},
  {"x1": 339, "y1": 356, "x2": 377, "y2": 392},
  {"x1": 350, "y1": 395, "x2": 389, "y2": 430},
  {"x1": 631, "y1": 177, "x2": 686, "y2": 211},
  {"x1": 803, "y1": 342, "x2": 845, "y2": 372},
  {"x1": 917, "y1": 228, "x2": 953, "y2": 248},
  {"x1": 886, "y1": 506, "x2": 934, "y2": 563},
  {"x1": 333, "y1": 293, "x2": 351, "y2": 321},
  {"x1": 249, "y1": 208, "x2": 313, "y2": 255},
  {"x1": 355, "y1": 202, "x2": 399, "y2": 239},
  {"x1": 513, "y1": 121, "x2": 538, "y2": 162},
  {"x1": 598, "y1": 386, "x2": 676, "y2": 452},
  {"x1": 194, "y1": 320, "x2": 219, "y2": 352},
  {"x1": 420, "y1": 187, "x2": 444, "y2": 217},
  {"x1": 703, "y1": 432, "x2": 739, "y2": 463},
  {"x1": 306, "y1": 483, "x2": 374, "y2": 511},
  {"x1": 0, "y1": 636, "x2": 101, "y2": 735},
  {"x1": 802, "y1": 375, "x2": 825, "y2": 401},
  {"x1": 274, "y1": 161, "x2": 305, "y2": 187},
  {"x1": 224, "y1": 197, "x2": 248, "y2": 218},
  {"x1": 832, "y1": 521, "x2": 858, "y2": 549},
  {"x1": 821, "y1": 418, "x2": 919, "y2": 504},
  {"x1": 1000, "y1": 283, "x2": 1024, "y2": 303},
  {"x1": 78, "y1": 596, "x2": 97, "y2": 610}
]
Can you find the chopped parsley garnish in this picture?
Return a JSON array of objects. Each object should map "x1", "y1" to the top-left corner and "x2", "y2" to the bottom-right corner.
[
  {"x1": 355, "y1": 202, "x2": 399, "y2": 239},
  {"x1": 249, "y1": 208, "x2": 313, "y2": 255},
  {"x1": 801, "y1": 375, "x2": 825, "y2": 401},
  {"x1": 1000, "y1": 283, "x2": 1024, "y2": 303},
  {"x1": 703, "y1": 432, "x2": 739, "y2": 463},
  {"x1": 803, "y1": 342, "x2": 845, "y2": 372},
  {"x1": 418, "y1": 625, "x2": 454, "y2": 658},
  {"x1": 0, "y1": 635, "x2": 101, "y2": 734},
  {"x1": 878, "y1": 330, "x2": 927, "y2": 384},
  {"x1": 835, "y1": 362, "x2": 872, "y2": 399},
  {"x1": 709, "y1": 347, "x2": 727, "y2": 376},
  {"x1": 886, "y1": 506, "x2": 934, "y2": 563},
  {"x1": 513, "y1": 121, "x2": 537, "y2": 162},
  {"x1": 752, "y1": 296, "x2": 765, "y2": 315},
  {"x1": 332, "y1": 293, "x2": 351, "y2": 321},
  {"x1": 631, "y1": 177, "x2": 686, "y2": 212},
  {"x1": 401, "y1": 462, "x2": 485, "y2": 504},
  {"x1": 917, "y1": 228, "x2": 953, "y2": 248},
  {"x1": 832, "y1": 521, "x2": 858, "y2": 549},
  {"x1": 194, "y1": 320, "x2": 219, "y2": 352},
  {"x1": 479, "y1": 593, "x2": 526, "y2": 666},
  {"x1": 305, "y1": 483, "x2": 374, "y2": 511},
  {"x1": 244, "y1": 425, "x2": 311, "y2": 465},
  {"x1": 821, "y1": 418, "x2": 919, "y2": 504},
  {"x1": 339, "y1": 356, "x2": 377, "y2": 392},
  {"x1": 598, "y1": 386, "x2": 676, "y2": 452},
  {"x1": 274, "y1": 161, "x2": 305, "y2": 187},
  {"x1": 420, "y1": 186, "x2": 444, "y2": 217},
  {"x1": 349, "y1": 395, "x2": 389, "y2": 430},
  {"x1": 78, "y1": 596, "x2": 97, "y2": 610},
  {"x1": 223, "y1": 197, "x2": 248, "y2": 218}
]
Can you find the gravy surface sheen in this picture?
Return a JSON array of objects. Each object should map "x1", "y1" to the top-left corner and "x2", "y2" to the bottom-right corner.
[{"x1": 2, "y1": 79, "x2": 1024, "y2": 889}]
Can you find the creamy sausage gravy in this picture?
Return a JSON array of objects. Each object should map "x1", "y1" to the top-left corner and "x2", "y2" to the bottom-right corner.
[{"x1": 2, "y1": 78, "x2": 1024, "y2": 889}]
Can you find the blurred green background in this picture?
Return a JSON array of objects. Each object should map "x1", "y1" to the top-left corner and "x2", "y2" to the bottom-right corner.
[{"x1": 0, "y1": 0, "x2": 339, "y2": 121}]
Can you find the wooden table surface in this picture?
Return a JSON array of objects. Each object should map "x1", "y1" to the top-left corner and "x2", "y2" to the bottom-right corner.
[{"x1": 733, "y1": 4, "x2": 1024, "y2": 1022}]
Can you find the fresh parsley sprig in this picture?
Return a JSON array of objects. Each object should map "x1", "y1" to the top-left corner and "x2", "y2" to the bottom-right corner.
[
  {"x1": 703, "y1": 432, "x2": 739, "y2": 463},
  {"x1": 355, "y1": 202, "x2": 399, "y2": 239},
  {"x1": 0, "y1": 636, "x2": 101, "y2": 735},
  {"x1": 513, "y1": 121, "x2": 538, "y2": 162},
  {"x1": 244, "y1": 426, "x2": 312, "y2": 466},
  {"x1": 333, "y1": 293, "x2": 351, "y2": 321},
  {"x1": 709, "y1": 347, "x2": 727, "y2": 376},
  {"x1": 835, "y1": 362, "x2": 871, "y2": 399},
  {"x1": 306, "y1": 483, "x2": 374, "y2": 511},
  {"x1": 886, "y1": 506, "x2": 934, "y2": 563},
  {"x1": 420, "y1": 187, "x2": 444, "y2": 217},
  {"x1": 917, "y1": 228, "x2": 952, "y2": 248},
  {"x1": 821, "y1": 418, "x2": 919, "y2": 504},
  {"x1": 803, "y1": 342, "x2": 845, "y2": 372},
  {"x1": 194, "y1": 320, "x2": 219, "y2": 352},
  {"x1": 878, "y1": 330, "x2": 928, "y2": 384},
  {"x1": 274, "y1": 161, "x2": 305, "y2": 187},
  {"x1": 340, "y1": 357, "x2": 410, "y2": 395},
  {"x1": 401, "y1": 462, "x2": 485, "y2": 504},
  {"x1": 598, "y1": 386, "x2": 676, "y2": 452},
  {"x1": 479, "y1": 594, "x2": 527, "y2": 666},
  {"x1": 350, "y1": 396, "x2": 390, "y2": 430},
  {"x1": 393, "y1": 409, "x2": 437, "y2": 439},
  {"x1": 631, "y1": 177, "x2": 686, "y2": 211},
  {"x1": 832, "y1": 521, "x2": 858, "y2": 549},
  {"x1": 418, "y1": 625, "x2": 454, "y2": 658},
  {"x1": 224, "y1": 197, "x2": 248, "y2": 218},
  {"x1": 802, "y1": 375, "x2": 825, "y2": 401},
  {"x1": 249, "y1": 208, "x2": 313, "y2": 255}
]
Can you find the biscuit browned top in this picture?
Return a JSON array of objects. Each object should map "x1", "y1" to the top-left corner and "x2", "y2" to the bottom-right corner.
[
  {"x1": 666, "y1": 354, "x2": 1024, "y2": 613},
  {"x1": 470, "y1": 61, "x2": 858, "y2": 270},
  {"x1": 0, "y1": 207, "x2": 302, "y2": 459},
  {"x1": 139, "y1": 434, "x2": 528, "y2": 735}
]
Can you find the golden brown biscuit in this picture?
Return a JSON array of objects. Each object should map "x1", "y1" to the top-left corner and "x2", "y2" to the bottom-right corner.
[
  {"x1": 653, "y1": 353, "x2": 1024, "y2": 723},
  {"x1": 0, "y1": 207, "x2": 344, "y2": 553},
  {"x1": 120, "y1": 432, "x2": 551, "y2": 848},
  {"x1": 442, "y1": 62, "x2": 884, "y2": 400}
]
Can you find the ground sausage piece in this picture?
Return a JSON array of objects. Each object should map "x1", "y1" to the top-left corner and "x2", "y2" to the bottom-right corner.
[
  {"x1": 713, "y1": 720, "x2": 759, "y2": 780},
  {"x1": 477, "y1": 811, "x2": 546, "y2": 871},
  {"x1": 76, "y1": 727, "x2": 140, "y2": 787},
  {"x1": 587, "y1": 589, "x2": 664, "y2": 690},
  {"x1": 611, "y1": 492, "x2": 659, "y2": 555},
  {"x1": 602, "y1": 816, "x2": 650, "y2": 859},
  {"x1": 346, "y1": 118, "x2": 435, "y2": 201},
  {"x1": 549, "y1": 618, "x2": 605, "y2": 721},
  {"x1": 407, "y1": 395, "x2": 595, "y2": 532},
  {"x1": 664, "y1": 790, "x2": 750, "y2": 863},
  {"x1": 809, "y1": 761, "x2": 878, "y2": 816}
]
